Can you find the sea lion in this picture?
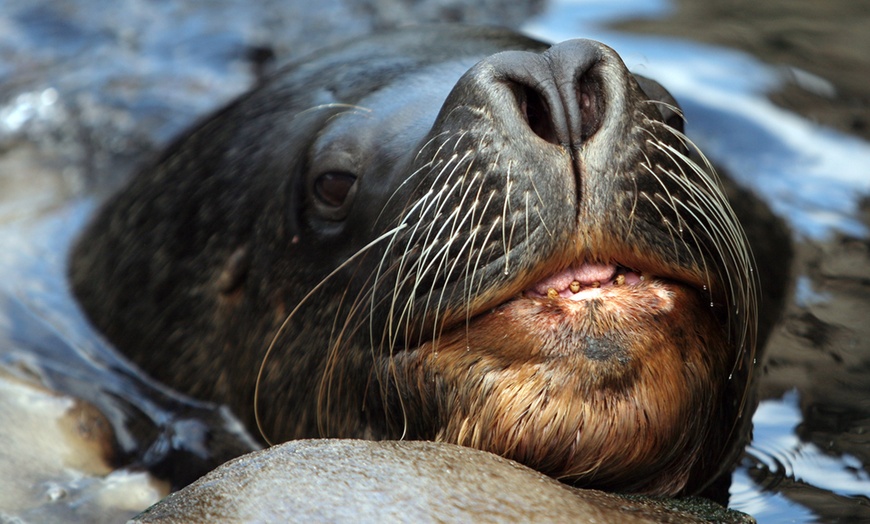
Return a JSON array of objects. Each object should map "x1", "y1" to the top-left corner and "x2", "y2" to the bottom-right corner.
[{"x1": 69, "y1": 26, "x2": 760, "y2": 500}]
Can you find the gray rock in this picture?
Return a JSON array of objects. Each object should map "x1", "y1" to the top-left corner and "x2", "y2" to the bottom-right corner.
[{"x1": 133, "y1": 439, "x2": 754, "y2": 523}]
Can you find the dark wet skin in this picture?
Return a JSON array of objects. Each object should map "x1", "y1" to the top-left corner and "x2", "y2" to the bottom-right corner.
[{"x1": 70, "y1": 26, "x2": 787, "y2": 501}]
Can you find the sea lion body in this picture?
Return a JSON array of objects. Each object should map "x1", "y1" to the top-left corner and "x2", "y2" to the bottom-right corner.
[{"x1": 70, "y1": 26, "x2": 758, "y2": 499}]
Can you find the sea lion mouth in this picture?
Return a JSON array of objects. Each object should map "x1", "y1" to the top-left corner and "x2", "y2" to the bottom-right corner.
[
  {"x1": 444, "y1": 252, "x2": 719, "y2": 340},
  {"x1": 522, "y1": 261, "x2": 645, "y2": 300}
]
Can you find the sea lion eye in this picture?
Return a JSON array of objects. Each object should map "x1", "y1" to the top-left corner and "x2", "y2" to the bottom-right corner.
[{"x1": 314, "y1": 171, "x2": 357, "y2": 208}]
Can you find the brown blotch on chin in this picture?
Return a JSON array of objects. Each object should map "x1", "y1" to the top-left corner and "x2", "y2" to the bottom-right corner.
[{"x1": 387, "y1": 281, "x2": 735, "y2": 496}]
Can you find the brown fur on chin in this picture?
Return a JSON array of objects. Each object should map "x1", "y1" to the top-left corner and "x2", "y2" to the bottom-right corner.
[{"x1": 388, "y1": 281, "x2": 733, "y2": 496}]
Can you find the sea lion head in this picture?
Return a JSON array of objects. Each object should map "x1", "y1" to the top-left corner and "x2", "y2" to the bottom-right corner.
[{"x1": 70, "y1": 27, "x2": 757, "y2": 498}]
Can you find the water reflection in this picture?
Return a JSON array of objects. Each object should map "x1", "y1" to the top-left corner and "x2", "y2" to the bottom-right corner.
[{"x1": 750, "y1": 391, "x2": 870, "y2": 498}]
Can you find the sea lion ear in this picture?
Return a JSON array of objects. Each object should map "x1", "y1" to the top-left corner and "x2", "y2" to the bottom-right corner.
[{"x1": 632, "y1": 75, "x2": 685, "y2": 134}]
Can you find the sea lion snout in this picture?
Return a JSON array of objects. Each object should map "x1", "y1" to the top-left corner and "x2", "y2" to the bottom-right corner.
[{"x1": 453, "y1": 39, "x2": 611, "y2": 151}]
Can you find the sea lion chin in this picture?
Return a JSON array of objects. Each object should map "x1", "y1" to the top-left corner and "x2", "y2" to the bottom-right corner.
[
  {"x1": 390, "y1": 280, "x2": 732, "y2": 496},
  {"x1": 69, "y1": 26, "x2": 758, "y2": 500}
]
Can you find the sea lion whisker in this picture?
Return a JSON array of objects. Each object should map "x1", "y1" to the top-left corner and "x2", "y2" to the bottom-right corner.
[
  {"x1": 416, "y1": 208, "x2": 476, "y2": 346},
  {"x1": 647, "y1": 144, "x2": 758, "y2": 380},
  {"x1": 349, "y1": 278, "x2": 415, "y2": 439},
  {"x1": 641, "y1": 104, "x2": 688, "y2": 150},
  {"x1": 255, "y1": 224, "x2": 406, "y2": 445},
  {"x1": 409, "y1": 166, "x2": 485, "y2": 328},
  {"x1": 366, "y1": 259, "x2": 424, "y2": 425},
  {"x1": 467, "y1": 210, "x2": 502, "y2": 307},
  {"x1": 645, "y1": 147, "x2": 720, "y2": 293},
  {"x1": 651, "y1": 128, "x2": 733, "y2": 219},
  {"x1": 427, "y1": 234, "x2": 478, "y2": 350},
  {"x1": 412, "y1": 130, "x2": 454, "y2": 165},
  {"x1": 642, "y1": 189, "x2": 719, "y2": 315},
  {"x1": 638, "y1": 145, "x2": 684, "y2": 223},
  {"x1": 390, "y1": 173, "x2": 474, "y2": 350},
  {"x1": 318, "y1": 274, "x2": 373, "y2": 436},
  {"x1": 640, "y1": 150, "x2": 741, "y2": 314},
  {"x1": 374, "y1": 157, "x2": 446, "y2": 229},
  {"x1": 652, "y1": 141, "x2": 757, "y2": 312},
  {"x1": 432, "y1": 163, "x2": 492, "y2": 330},
  {"x1": 333, "y1": 250, "x2": 421, "y2": 439},
  {"x1": 524, "y1": 191, "x2": 531, "y2": 250},
  {"x1": 671, "y1": 198, "x2": 735, "y2": 306},
  {"x1": 645, "y1": 137, "x2": 754, "y2": 289},
  {"x1": 525, "y1": 171, "x2": 553, "y2": 238},
  {"x1": 625, "y1": 174, "x2": 641, "y2": 241},
  {"x1": 462, "y1": 178, "x2": 493, "y2": 328},
  {"x1": 401, "y1": 131, "x2": 466, "y2": 202},
  {"x1": 380, "y1": 151, "x2": 472, "y2": 345},
  {"x1": 641, "y1": 99, "x2": 683, "y2": 117},
  {"x1": 501, "y1": 160, "x2": 515, "y2": 274},
  {"x1": 388, "y1": 135, "x2": 465, "y2": 234},
  {"x1": 651, "y1": 153, "x2": 751, "y2": 324},
  {"x1": 638, "y1": 162, "x2": 684, "y2": 259},
  {"x1": 374, "y1": 187, "x2": 445, "y2": 353},
  {"x1": 295, "y1": 102, "x2": 372, "y2": 119},
  {"x1": 443, "y1": 128, "x2": 473, "y2": 160},
  {"x1": 404, "y1": 164, "x2": 473, "y2": 279}
]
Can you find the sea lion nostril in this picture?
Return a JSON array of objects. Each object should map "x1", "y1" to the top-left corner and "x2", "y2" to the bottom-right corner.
[
  {"x1": 518, "y1": 84, "x2": 557, "y2": 144},
  {"x1": 576, "y1": 70, "x2": 604, "y2": 140},
  {"x1": 509, "y1": 68, "x2": 604, "y2": 146}
]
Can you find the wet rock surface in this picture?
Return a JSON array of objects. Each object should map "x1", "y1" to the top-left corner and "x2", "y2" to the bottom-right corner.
[{"x1": 132, "y1": 440, "x2": 754, "y2": 524}]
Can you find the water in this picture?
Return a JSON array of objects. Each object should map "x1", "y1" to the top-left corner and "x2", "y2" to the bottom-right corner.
[{"x1": 2, "y1": 0, "x2": 869, "y2": 521}]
